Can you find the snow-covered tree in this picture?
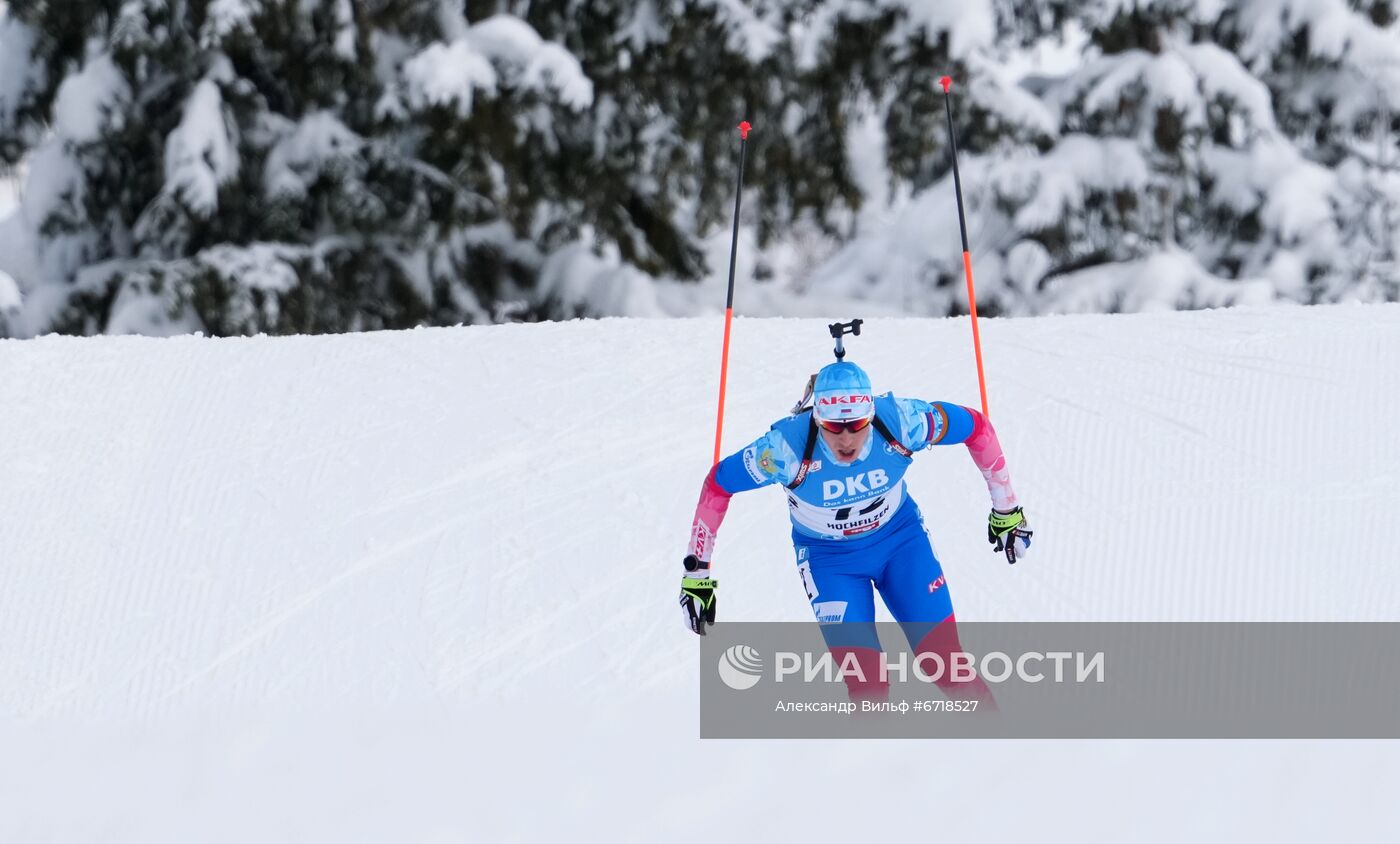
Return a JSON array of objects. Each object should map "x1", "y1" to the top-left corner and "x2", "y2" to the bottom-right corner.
[
  {"x1": 1, "y1": 0, "x2": 991, "y2": 331},
  {"x1": 0, "y1": 0, "x2": 596, "y2": 335},
  {"x1": 1210, "y1": 0, "x2": 1400, "y2": 302},
  {"x1": 519, "y1": 0, "x2": 994, "y2": 316},
  {"x1": 816, "y1": 0, "x2": 1400, "y2": 316},
  {"x1": 465, "y1": 0, "x2": 992, "y2": 318},
  {"x1": 3, "y1": 0, "x2": 1398, "y2": 334}
]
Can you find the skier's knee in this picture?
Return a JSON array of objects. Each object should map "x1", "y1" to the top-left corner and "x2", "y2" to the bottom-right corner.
[{"x1": 913, "y1": 615, "x2": 998, "y2": 709}]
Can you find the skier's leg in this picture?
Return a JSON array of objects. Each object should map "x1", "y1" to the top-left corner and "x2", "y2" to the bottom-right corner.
[
  {"x1": 794, "y1": 545, "x2": 885, "y2": 702},
  {"x1": 874, "y1": 527, "x2": 954, "y2": 629},
  {"x1": 876, "y1": 528, "x2": 996, "y2": 709}
]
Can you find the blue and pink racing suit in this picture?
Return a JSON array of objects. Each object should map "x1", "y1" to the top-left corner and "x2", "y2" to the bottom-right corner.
[{"x1": 685, "y1": 393, "x2": 1019, "y2": 701}]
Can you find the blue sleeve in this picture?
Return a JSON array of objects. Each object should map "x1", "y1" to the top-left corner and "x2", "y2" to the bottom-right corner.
[
  {"x1": 713, "y1": 427, "x2": 801, "y2": 493},
  {"x1": 893, "y1": 397, "x2": 976, "y2": 449}
]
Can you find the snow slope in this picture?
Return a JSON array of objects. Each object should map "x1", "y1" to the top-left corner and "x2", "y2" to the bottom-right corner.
[{"x1": 2, "y1": 305, "x2": 1398, "y2": 840}]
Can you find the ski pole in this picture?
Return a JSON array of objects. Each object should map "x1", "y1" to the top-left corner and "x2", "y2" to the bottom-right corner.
[
  {"x1": 711, "y1": 120, "x2": 752, "y2": 465},
  {"x1": 938, "y1": 76, "x2": 990, "y2": 419}
]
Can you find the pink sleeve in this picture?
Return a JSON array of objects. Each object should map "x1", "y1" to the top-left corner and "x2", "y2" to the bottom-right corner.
[
  {"x1": 686, "y1": 466, "x2": 733, "y2": 565},
  {"x1": 965, "y1": 409, "x2": 1019, "y2": 511}
]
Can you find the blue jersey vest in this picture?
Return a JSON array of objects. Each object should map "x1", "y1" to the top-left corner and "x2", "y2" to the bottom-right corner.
[{"x1": 772, "y1": 394, "x2": 917, "y2": 543}]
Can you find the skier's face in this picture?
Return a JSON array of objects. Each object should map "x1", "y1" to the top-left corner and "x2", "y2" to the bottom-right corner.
[{"x1": 819, "y1": 422, "x2": 871, "y2": 464}]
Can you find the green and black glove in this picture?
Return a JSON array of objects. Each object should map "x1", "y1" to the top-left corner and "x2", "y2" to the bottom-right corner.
[
  {"x1": 988, "y1": 507, "x2": 1033, "y2": 565},
  {"x1": 679, "y1": 554, "x2": 718, "y2": 635}
]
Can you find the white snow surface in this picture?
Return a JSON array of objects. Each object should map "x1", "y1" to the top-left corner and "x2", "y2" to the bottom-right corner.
[
  {"x1": 262, "y1": 111, "x2": 361, "y2": 200},
  {"x1": 402, "y1": 13, "x2": 592, "y2": 117},
  {"x1": 51, "y1": 53, "x2": 130, "y2": 145},
  {"x1": 0, "y1": 173, "x2": 17, "y2": 217},
  {"x1": 0, "y1": 267, "x2": 18, "y2": 310},
  {"x1": 0, "y1": 9, "x2": 38, "y2": 125},
  {"x1": 199, "y1": 0, "x2": 260, "y2": 47},
  {"x1": 163, "y1": 72, "x2": 240, "y2": 217},
  {"x1": 2, "y1": 305, "x2": 1399, "y2": 840}
]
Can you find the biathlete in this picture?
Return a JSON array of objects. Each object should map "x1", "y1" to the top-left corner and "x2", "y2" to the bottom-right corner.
[{"x1": 678, "y1": 321, "x2": 1033, "y2": 702}]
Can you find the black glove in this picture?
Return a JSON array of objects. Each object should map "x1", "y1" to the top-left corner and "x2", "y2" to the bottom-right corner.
[
  {"x1": 679, "y1": 554, "x2": 718, "y2": 635},
  {"x1": 988, "y1": 507, "x2": 1033, "y2": 564}
]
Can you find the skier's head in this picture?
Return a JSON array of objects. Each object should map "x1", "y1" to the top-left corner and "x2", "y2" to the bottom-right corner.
[
  {"x1": 812, "y1": 360, "x2": 874, "y2": 464},
  {"x1": 812, "y1": 360, "x2": 874, "y2": 424}
]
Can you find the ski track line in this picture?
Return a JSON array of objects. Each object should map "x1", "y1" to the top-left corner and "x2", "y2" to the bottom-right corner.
[{"x1": 149, "y1": 513, "x2": 469, "y2": 709}]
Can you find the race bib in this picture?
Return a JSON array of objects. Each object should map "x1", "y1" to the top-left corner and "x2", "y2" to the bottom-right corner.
[{"x1": 786, "y1": 479, "x2": 905, "y2": 540}]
